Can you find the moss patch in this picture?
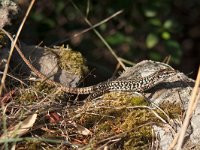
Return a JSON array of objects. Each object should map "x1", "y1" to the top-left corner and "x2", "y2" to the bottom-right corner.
[
  {"x1": 70, "y1": 91, "x2": 184, "y2": 149},
  {"x1": 73, "y1": 92, "x2": 156, "y2": 149},
  {"x1": 159, "y1": 102, "x2": 183, "y2": 119},
  {"x1": 45, "y1": 45, "x2": 88, "y2": 76},
  {"x1": 15, "y1": 82, "x2": 63, "y2": 105},
  {"x1": 2, "y1": 72, "x2": 184, "y2": 150}
]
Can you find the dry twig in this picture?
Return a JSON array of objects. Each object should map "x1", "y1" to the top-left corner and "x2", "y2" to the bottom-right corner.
[
  {"x1": 0, "y1": 0, "x2": 36, "y2": 96},
  {"x1": 168, "y1": 66, "x2": 200, "y2": 150}
]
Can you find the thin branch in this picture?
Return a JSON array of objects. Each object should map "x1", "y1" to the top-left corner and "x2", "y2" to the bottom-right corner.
[
  {"x1": 0, "y1": 1, "x2": 35, "y2": 149},
  {"x1": 176, "y1": 66, "x2": 200, "y2": 149},
  {"x1": 70, "y1": 0, "x2": 126, "y2": 69},
  {"x1": 53, "y1": 9, "x2": 123, "y2": 46},
  {"x1": 169, "y1": 66, "x2": 200, "y2": 150},
  {"x1": 0, "y1": 0, "x2": 36, "y2": 96},
  {"x1": 0, "y1": 71, "x2": 27, "y2": 86}
]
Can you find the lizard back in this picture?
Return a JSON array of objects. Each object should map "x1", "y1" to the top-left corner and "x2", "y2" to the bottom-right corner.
[{"x1": 60, "y1": 68, "x2": 177, "y2": 94}]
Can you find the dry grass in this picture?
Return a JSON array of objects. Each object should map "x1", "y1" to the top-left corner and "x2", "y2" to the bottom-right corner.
[
  {"x1": 0, "y1": 0, "x2": 199, "y2": 149},
  {"x1": 0, "y1": 78, "x2": 185, "y2": 149}
]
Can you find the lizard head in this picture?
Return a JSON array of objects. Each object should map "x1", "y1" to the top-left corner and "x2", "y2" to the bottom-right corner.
[
  {"x1": 136, "y1": 68, "x2": 177, "y2": 92},
  {"x1": 155, "y1": 68, "x2": 177, "y2": 81}
]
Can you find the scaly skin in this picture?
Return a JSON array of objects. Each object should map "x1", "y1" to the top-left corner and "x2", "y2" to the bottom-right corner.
[{"x1": 62, "y1": 68, "x2": 177, "y2": 94}]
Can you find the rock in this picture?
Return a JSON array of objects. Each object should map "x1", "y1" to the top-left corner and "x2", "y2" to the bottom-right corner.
[
  {"x1": 119, "y1": 60, "x2": 198, "y2": 149},
  {"x1": 0, "y1": 1, "x2": 18, "y2": 28},
  {"x1": 11, "y1": 44, "x2": 88, "y2": 87}
]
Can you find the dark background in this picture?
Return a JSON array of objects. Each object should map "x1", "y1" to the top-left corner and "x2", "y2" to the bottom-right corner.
[{"x1": 15, "y1": 0, "x2": 200, "y2": 80}]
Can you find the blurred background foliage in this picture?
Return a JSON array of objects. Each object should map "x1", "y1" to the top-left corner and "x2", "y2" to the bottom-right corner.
[{"x1": 14, "y1": 0, "x2": 200, "y2": 79}]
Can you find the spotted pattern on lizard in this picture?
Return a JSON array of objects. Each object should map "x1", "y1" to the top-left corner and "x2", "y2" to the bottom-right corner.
[{"x1": 62, "y1": 68, "x2": 177, "y2": 95}]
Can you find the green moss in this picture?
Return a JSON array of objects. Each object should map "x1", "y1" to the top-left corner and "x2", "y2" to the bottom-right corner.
[
  {"x1": 16, "y1": 82, "x2": 63, "y2": 105},
  {"x1": 159, "y1": 102, "x2": 182, "y2": 119},
  {"x1": 102, "y1": 92, "x2": 148, "y2": 107},
  {"x1": 98, "y1": 121, "x2": 112, "y2": 132},
  {"x1": 128, "y1": 96, "x2": 148, "y2": 106},
  {"x1": 17, "y1": 89, "x2": 38, "y2": 104},
  {"x1": 123, "y1": 126, "x2": 152, "y2": 150},
  {"x1": 75, "y1": 91, "x2": 184, "y2": 149},
  {"x1": 45, "y1": 45, "x2": 88, "y2": 76},
  {"x1": 75, "y1": 92, "x2": 158, "y2": 149},
  {"x1": 26, "y1": 141, "x2": 41, "y2": 150}
]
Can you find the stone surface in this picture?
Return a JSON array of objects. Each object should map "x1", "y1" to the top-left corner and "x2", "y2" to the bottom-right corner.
[
  {"x1": 11, "y1": 44, "x2": 87, "y2": 87},
  {"x1": 119, "y1": 60, "x2": 199, "y2": 150}
]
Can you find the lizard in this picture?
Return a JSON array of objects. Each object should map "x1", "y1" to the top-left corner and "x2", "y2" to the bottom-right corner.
[
  {"x1": 77, "y1": 68, "x2": 177, "y2": 99},
  {"x1": 15, "y1": 42, "x2": 177, "y2": 97},
  {"x1": 2, "y1": 30, "x2": 177, "y2": 98}
]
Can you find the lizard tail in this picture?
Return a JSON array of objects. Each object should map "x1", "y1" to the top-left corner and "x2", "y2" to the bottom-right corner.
[{"x1": 61, "y1": 86, "x2": 94, "y2": 94}]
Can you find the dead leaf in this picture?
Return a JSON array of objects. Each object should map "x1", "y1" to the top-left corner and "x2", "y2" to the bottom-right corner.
[
  {"x1": 68, "y1": 120, "x2": 92, "y2": 136},
  {"x1": 0, "y1": 113, "x2": 37, "y2": 139},
  {"x1": 76, "y1": 124, "x2": 92, "y2": 136}
]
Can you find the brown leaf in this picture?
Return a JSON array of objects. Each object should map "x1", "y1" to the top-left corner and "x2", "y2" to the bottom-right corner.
[{"x1": 0, "y1": 114, "x2": 37, "y2": 139}]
